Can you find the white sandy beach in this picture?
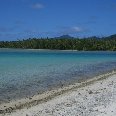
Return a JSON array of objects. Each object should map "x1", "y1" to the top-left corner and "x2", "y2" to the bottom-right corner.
[{"x1": 1, "y1": 72, "x2": 116, "y2": 116}]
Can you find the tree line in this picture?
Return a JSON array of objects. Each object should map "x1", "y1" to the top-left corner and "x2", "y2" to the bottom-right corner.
[{"x1": 0, "y1": 34, "x2": 116, "y2": 51}]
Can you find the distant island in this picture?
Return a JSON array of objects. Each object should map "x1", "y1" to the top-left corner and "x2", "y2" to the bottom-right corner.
[{"x1": 0, "y1": 34, "x2": 116, "y2": 51}]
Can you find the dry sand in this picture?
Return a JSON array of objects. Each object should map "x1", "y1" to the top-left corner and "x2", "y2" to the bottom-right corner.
[{"x1": 1, "y1": 71, "x2": 116, "y2": 116}]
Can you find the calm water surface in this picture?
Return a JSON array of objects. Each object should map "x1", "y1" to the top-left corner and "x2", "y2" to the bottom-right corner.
[{"x1": 0, "y1": 49, "x2": 116, "y2": 103}]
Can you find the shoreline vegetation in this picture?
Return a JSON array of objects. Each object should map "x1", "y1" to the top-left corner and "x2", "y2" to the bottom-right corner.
[
  {"x1": 0, "y1": 70, "x2": 116, "y2": 115},
  {"x1": 0, "y1": 34, "x2": 116, "y2": 51}
]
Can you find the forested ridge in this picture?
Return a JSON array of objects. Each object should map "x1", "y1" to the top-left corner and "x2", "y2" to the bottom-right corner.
[{"x1": 0, "y1": 34, "x2": 116, "y2": 51}]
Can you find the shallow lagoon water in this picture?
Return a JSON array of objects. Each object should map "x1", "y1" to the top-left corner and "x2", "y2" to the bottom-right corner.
[{"x1": 0, "y1": 49, "x2": 116, "y2": 103}]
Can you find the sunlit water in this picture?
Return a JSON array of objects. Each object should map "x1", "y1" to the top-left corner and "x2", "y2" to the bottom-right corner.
[{"x1": 0, "y1": 49, "x2": 116, "y2": 103}]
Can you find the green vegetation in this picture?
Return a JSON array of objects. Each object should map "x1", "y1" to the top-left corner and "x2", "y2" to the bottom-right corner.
[{"x1": 0, "y1": 34, "x2": 116, "y2": 51}]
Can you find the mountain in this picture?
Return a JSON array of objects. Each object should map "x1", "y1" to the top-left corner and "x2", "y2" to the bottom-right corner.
[
  {"x1": 107, "y1": 34, "x2": 116, "y2": 40},
  {"x1": 55, "y1": 35, "x2": 74, "y2": 39}
]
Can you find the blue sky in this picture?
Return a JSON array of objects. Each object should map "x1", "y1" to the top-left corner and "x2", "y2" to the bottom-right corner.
[{"x1": 0, "y1": 0, "x2": 116, "y2": 40}]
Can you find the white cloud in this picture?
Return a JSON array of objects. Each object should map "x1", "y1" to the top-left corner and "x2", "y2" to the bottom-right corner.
[
  {"x1": 57, "y1": 26, "x2": 85, "y2": 35},
  {"x1": 31, "y1": 3, "x2": 44, "y2": 9},
  {"x1": 72, "y1": 26, "x2": 83, "y2": 32}
]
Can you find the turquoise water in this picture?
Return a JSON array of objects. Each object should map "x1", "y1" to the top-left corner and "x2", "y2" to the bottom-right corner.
[{"x1": 0, "y1": 49, "x2": 116, "y2": 103}]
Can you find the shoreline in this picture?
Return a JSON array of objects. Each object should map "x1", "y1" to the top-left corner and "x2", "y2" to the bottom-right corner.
[
  {"x1": 0, "y1": 70, "x2": 116, "y2": 115},
  {"x1": 0, "y1": 48, "x2": 78, "y2": 51},
  {"x1": 0, "y1": 48, "x2": 116, "y2": 52}
]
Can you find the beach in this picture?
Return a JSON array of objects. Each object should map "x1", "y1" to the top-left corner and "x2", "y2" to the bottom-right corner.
[
  {"x1": 1, "y1": 71, "x2": 116, "y2": 116},
  {"x1": 0, "y1": 0, "x2": 116, "y2": 115},
  {"x1": 0, "y1": 50, "x2": 116, "y2": 116}
]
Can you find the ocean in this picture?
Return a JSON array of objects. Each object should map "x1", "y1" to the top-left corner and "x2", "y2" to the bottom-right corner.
[{"x1": 0, "y1": 49, "x2": 116, "y2": 104}]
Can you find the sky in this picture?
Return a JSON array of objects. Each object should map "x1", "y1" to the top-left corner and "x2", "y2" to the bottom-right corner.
[{"x1": 0, "y1": 0, "x2": 116, "y2": 41}]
